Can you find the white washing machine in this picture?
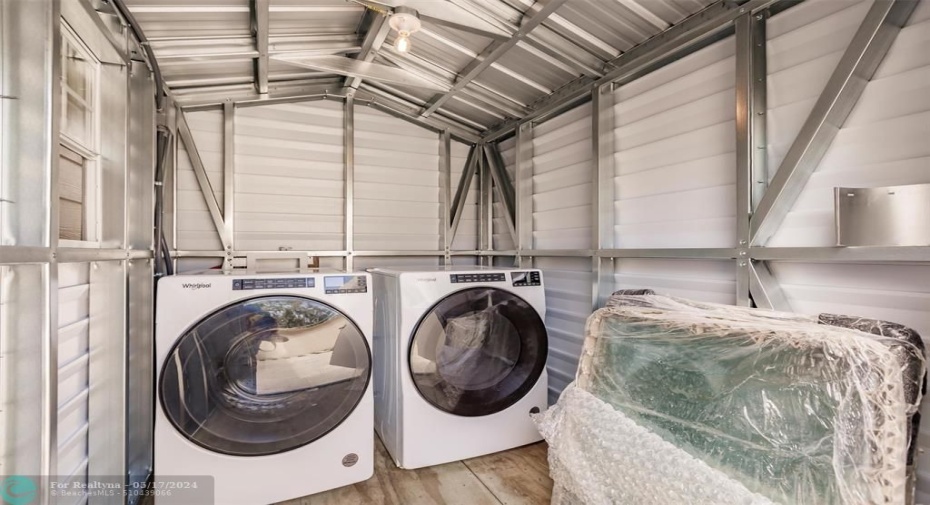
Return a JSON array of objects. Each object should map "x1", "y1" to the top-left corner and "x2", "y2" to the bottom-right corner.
[
  {"x1": 370, "y1": 266, "x2": 548, "y2": 469},
  {"x1": 155, "y1": 271, "x2": 373, "y2": 505}
]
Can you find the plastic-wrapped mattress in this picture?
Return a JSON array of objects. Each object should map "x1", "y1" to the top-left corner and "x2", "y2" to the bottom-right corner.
[{"x1": 535, "y1": 291, "x2": 925, "y2": 505}]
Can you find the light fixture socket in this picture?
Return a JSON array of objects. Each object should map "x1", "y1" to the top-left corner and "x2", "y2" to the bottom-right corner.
[{"x1": 389, "y1": 6, "x2": 421, "y2": 36}]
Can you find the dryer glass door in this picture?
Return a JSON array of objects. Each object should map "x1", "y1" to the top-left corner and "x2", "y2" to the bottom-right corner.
[
  {"x1": 409, "y1": 287, "x2": 547, "y2": 416},
  {"x1": 160, "y1": 296, "x2": 371, "y2": 456}
]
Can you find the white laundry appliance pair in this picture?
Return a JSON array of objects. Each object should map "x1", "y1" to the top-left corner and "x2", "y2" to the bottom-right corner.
[
  {"x1": 155, "y1": 271, "x2": 373, "y2": 505},
  {"x1": 155, "y1": 266, "x2": 548, "y2": 504},
  {"x1": 370, "y1": 267, "x2": 549, "y2": 469}
]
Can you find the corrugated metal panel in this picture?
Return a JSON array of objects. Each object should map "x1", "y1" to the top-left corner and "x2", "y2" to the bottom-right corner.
[
  {"x1": 768, "y1": 0, "x2": 930, "y2": 246},
  {"x1": 268, "y1": 2, "x2": 363, "y2": 35},
  {"x1": 0, "y1": 265, "x2": 45, "y2": 476},
  {"x1": 612, "y1": 36, "x2": 737, "y2": 248},
  {"x1": 354, "y1": 106, "x2": 440, "y2": 251},
  {"x1": 528, "y1": 103, "x2": 594, "y2": 403},
  {"x1": 614, "y1": 259, "x2": 737, "y2": 305},
  {"x1": 532, "y1": 102, "x2": 593, "y2": 250},
  {"x1": 234, "y1": 100, "x2": 345, "y2": 250},
  {"x1": 177, "y1": 110, "x2": 224, "y2": 250},
  {"x1": 124, "y1": 0, "x2": 251, "y2": 39},
  {"x1": 353, "y1": 256, "x2": 439, "y2": 270},
  {"x1": 58, "y1": 263, "x2": 90, "y2": 486},
  {"x1": 451, "y1": 141, "x2": 479, "y2": 253},
  {"x1": 536, "y1": 257, "x2": 592, "y2": 405}
]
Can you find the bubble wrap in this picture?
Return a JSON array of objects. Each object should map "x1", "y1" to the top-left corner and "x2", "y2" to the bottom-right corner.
[
  {"x1": 536, "y1": 385, "x2": 775, "y2": 505},
  {"x1": 535, "y1": 293, "x2": 925, "y2": 505}
]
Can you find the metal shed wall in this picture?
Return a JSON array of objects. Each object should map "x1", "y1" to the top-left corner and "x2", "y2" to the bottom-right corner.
[
  {"x1": 517, "y1": 0, "x2": 930, "y2": 496},
  {"x1": 235, "y1": 100, "x2": 346, "y2": 252},
  {"x1": 353, "y1": 106, "x2": 441, "y2": 252}
]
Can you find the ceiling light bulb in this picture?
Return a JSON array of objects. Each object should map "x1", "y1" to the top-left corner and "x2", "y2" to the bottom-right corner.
[{"x1": 395, "y1": 32, "x2": 411, "y2": 53}]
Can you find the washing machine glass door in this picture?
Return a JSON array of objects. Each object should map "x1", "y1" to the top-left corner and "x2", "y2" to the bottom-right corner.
[
  {"x1": 160, "y1": 295, "x2": 371, "y2": 456},
  {"x1": 409, "y1": 287, "x2": 547, "y2": 416}
]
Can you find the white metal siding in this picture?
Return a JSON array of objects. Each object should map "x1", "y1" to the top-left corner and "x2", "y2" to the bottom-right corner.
[
  {"x1": 450, "y1": 141, "x2": 478, "y2": 254},
  {"x1": 58, "y1": 263, "x2": 90, "y2": 488},
  {"x1": 235, "y1": 101, "x2": 345, "y2": 251},
  {"x1": 766, "y1": 0, "x2": 869, "y2": 245},
  {"x1": 353, "y1": 106, "x2": 440, "y2": 251},
  {"x1": 537, "y1": 257, "x2": 592, "y2": 405},
  {"x1": 532, "y1": 103, "x2": 593, "y2": 250},
  {"x1": 528, "y1": 103, "x2": 595, "y2": 404},
  {"x1": 768, "y1": 0, "x2": 930, "y2": 246},
  {"x1": 614, "y1": 259, "x2": 737, "y2": 305},
  {"x1": 612, "y1": 36, "x2": 737, "y2": 248},
  {"x1": 177, "y1": 110, "x2": 224, "y2": 251}
]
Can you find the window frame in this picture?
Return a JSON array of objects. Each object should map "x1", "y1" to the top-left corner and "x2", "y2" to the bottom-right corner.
[{"x1": 58, "y1": 21, "x2": 101, "y2": 246}]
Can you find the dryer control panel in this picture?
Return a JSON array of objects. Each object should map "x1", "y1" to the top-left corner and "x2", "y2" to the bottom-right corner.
[
  {"x1": 324, "y1": 275, "x2": 368, "y2": 294},
  {"x1": 233, "y1": 277, "x2": 314, "y2": 290},
  {"x1": 450, "y1": 273, "x2": 506, "y2": 283},
  {"x1": 511, "y1": 271, "x2": 541, "y2": 287}
]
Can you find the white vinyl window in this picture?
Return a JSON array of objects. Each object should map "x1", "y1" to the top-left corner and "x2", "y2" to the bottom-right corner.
[{"x1": 59, "y1": 23, "x2": 100, "y2": 244}]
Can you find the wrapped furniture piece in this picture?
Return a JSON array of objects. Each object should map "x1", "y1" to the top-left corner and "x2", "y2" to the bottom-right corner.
[{"x1": 535, "y1": 291, "x2": 925, "y2": 505}]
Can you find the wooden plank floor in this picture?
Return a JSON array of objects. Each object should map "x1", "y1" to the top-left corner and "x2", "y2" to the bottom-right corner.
[{"x1": 279, "y1": 435, "x2": 552, "y2": 505}]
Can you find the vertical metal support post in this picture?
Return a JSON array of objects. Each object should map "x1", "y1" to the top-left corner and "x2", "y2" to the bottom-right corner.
[
  {"x1": 344, "y1": 95, "x2": 355, "y2": 271},
  {"x1": 439, "y1": 131, "x2": 452, "y2": 264},
  {"x1": 44, "y1": 2, "x2": 63, "y2": 500},
  {"x1": 223, "y1": 102, "x2": 235, "y2": 269},
  {"x1": 593, "y1": 83, "x2": 616, "y2": 309},
  {"x1": 515, "y1": 123, "x2": 534, "y2": 267},
  {"x1": 735, "y1": 12, "x2": 767, "y2": 307},
  {"x1": 477, "y1": 145, "x2": 492, "y2": 266},
  {"x1": 250, "y1": 0, "x2": 270, "y2": 95}
]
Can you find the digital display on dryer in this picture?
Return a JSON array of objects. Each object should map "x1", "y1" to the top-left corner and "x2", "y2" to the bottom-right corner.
[
  {"x1": 511, "y1": 271, "x2": 541, "y2": 287},
  {"x1": 324, "y1": 275, "x2": 367, "y2": 294}
]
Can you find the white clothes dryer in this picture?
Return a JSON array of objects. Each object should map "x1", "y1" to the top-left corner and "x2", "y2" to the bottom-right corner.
[
  {"x1": 155, "y1": 271, "x2": 373, "y2": 505},
  {"x1": 370, "y1": 266, "x2": 548, "y2": 469}
]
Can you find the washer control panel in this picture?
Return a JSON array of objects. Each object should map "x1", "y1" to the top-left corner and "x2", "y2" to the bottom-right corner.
[
  {"x1": 233, "y1": 277, "x2": 314, "y2": 291},
  {"x1": 450, "y1": 273, "x2": 507, "y2": 283},
  {"x1": 324, "y1": 275, "x2": 368, "y2": 294},
  {"x1": 511, "y1": 271, "x2": 541, "y2": 287}
]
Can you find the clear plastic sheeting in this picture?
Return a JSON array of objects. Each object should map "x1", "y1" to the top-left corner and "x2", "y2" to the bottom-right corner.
[{"x1": 535, "y1": 293, "x2": 925, "y2": 505}]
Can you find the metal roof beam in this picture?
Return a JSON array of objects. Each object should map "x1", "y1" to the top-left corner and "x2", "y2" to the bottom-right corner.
[
  {"x1": 345, "y1": 11, "x2": 391, "y2": 90},
  {"x1": 482, "y1": 0, "x2": 784, "y2": 141},
  {"x1": 447, "y1": 0, "x2": 604, "y2": 77},
  {"x1": 418, "y1": 0, "x2": 569, "y2": 118},
  {"x1": 250, "y1": 0, "x2": 269, "y2": 94},
  {"x1": 749, "y1": 0, "x2": 916, "y2": 246}
]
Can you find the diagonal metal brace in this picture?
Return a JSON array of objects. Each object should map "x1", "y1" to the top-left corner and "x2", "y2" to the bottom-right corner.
[
  {"x1": 176, "y1": 107, "x2": 232, "y2": 251},
  {"x1": 750, "y1": 0, "x2": 917, "y2": 246},
  {"x1": 449, "y1": 145, "x2": 479, "y2": 242},
  {"x1": 483, "y1": 144, "x2": 517, "y2": 247}
]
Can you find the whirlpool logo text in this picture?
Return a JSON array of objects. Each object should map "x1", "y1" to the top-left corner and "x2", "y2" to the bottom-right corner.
[{"x1": 181, "y1": 283, "x2": 212, "y2": 290}]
